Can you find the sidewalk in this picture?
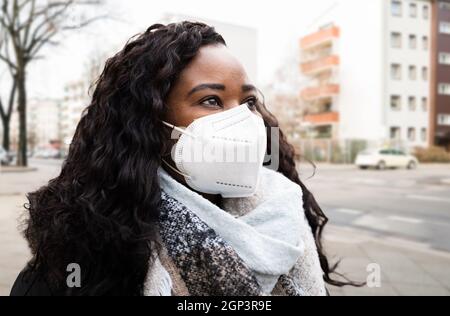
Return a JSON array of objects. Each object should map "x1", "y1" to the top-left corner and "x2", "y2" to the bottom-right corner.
[
  {"x1": 305, "y1": 162, "x2": 450, "y2": 171},
  {"x1": 325, "y1": 225, "x2": 450, "y2": 296},
  {"x1": 0, "y1": 195, "x2": 30, "y2": 296},
  {"x1": 1, "y1": 192, "x2": 449, "y2": 296}
]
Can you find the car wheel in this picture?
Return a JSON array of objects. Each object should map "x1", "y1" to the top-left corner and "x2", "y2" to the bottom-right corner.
[
  {"x1": 407, "y1": 161, "x2": 417, "y2": 170},
  {"x1": 359, "y1": 166, "x2": 369, "y2": 170},
  {"x1": 377, "y1": 161, "x2": 386, "y2": 170}
]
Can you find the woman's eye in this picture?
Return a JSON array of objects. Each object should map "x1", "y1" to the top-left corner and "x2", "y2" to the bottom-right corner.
[
  {"x1": 245, "y1": 97, "x2": 258, "y2": 111},
  {"x1": 200, "y1": 97, "x2": 221, "y2": 107}
]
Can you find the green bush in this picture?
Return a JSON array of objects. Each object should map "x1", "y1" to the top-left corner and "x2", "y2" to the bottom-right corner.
[{"x1": 413, "y1": 146, "x2": 450, "y2": 163}]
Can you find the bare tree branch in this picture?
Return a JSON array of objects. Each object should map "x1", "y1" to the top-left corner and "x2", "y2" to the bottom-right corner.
[
  {"x1": 0, "y1": 75, "x2": 18, "y2": 121},
  {"x1": 0, "y1": 97, "x2": 5, "y2": 120},
  {"x1": 19, "y1": 0, "x2": 36, "y2": 47},
  {"x1": 0, "y1": 54, "x2": 17, "y2": 69},
  {"x1": 0, "y1": 27, "x2": 17, "y2": 69},
  {"x1": 25, "y1": 0, "x2": 75, "y2": 50},
  {"x1": 61, "y1": 14, "x2": 108, "y2": 30},
  {"x1": 26, "y1": 28, "x2": 58, "y2": 60},
  {"x1": 0, "y1": 0, "x2": 106, "y2": 164}
]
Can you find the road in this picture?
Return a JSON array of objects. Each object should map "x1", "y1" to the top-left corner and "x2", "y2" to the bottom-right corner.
[
  {"x1": 5, "y1": 159, "x2": 450, "y2": 253},
  {"x1": 1, "y1": 159, "x2": 450, "y2": 295},
  {"x1": 300, "y1": 163, "x2": 450, "y2": 252},
  {"x1": 6, "y1": 158, "x2": 450, "y2": 253}
]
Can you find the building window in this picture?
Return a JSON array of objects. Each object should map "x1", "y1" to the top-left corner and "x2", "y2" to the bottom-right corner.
[
  {"x1": 391, "y1": 64, "x2": 402, "y2": 80},
  {"x1": 440, "y1": 22, "x2": 450, "y2": 34},
  {"x1": 408, "y1": 127, "x2": 416, "y2": 141},
  {"x1": 439, "y1": 52, "x2": 450, "y2": 65},
  {"x1": 422, "y1": 67, "x2": 428, "y2": 81},
  {"x1": 391, "y1": 95, "x2": 402, "y2": 111},
  {"x1": 421, "y1": 128, "x2": 427, "y2": 142},
  {"x1": 392, "y1": 0, "x2": 402, "y2": 17},
  {"x1": 422, "y1": 36, "x2": 428, "y2": 50},
  {"x1": 410, "y1": 3, "x2": 417, "y2": 17},
  {"x1": 391, "y1": 32, "x2": 402, "y2": 48},
  {"x1": 421, "y1": 97, "x2": 428, "y2": 112},
  {"x1": 409, "y1": 65, "x2": 417, "y2": 80},
  {"x1": 423, "y1": 5, "x2": 429, "y2": 19},
  {"x1": 438, "y1": 114, "x2": 450, "y2": 126},
  {"x1": 409, "y1": 34, "x2": 417, "y2": 49},
  {"x1": 438, "y1": 83, "x2": 450, "y2": 95},
  {"x1": 390, "y1": 127, "x2": 401, "y2": 140},
  {"x1": 408, "y1": 96, "x2": 417, "y2": 111},
  {"x1": 440, "y1": 2, "x2": 450, "y2": 10}
]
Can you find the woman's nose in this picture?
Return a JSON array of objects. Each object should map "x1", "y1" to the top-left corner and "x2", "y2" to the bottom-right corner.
[{"x1": 223, "y1": 102, "x2": 244, "y2": 111}]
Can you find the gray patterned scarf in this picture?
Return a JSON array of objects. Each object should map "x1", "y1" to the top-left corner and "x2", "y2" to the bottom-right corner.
[{"x1": 154, "y1": 167, "x2": 312, "y2": 296}]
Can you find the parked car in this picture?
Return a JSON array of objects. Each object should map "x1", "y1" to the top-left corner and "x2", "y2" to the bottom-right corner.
[
  {"x1": 355, "y1": 148, "x2": 419, "y2": 170},
  {"x1": 33, "y1": 148, "x2": 61, "y2": 159},
  {"x1": 0, "y1": 146, "x2": 12, "y2": 166}
]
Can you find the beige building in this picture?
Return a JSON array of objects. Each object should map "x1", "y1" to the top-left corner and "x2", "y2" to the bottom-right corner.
[
  {"x1": 299, "y1": 0, "x2": 434, "y2": 152},
  {"x1": 59, "y1": 80, "x2": 90, "y2": 153},
  {"x1": 9, "y1": 99, "x2": 61, "y2": 152}
]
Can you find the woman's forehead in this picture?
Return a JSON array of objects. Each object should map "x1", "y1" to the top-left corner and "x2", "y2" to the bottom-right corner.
[{"x1": 178, "y1": 45, "x2": 251, "y2": 88}]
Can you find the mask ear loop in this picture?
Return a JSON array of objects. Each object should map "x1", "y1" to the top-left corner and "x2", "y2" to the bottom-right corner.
[
  {"x1": 162, "y1": 121, "x2": 196, "y2": 138},
  {"x1": 161, "y1": 158, "x2": 192, "y2": 179},
  {"x1": 161, "y1": 121, "x2": 193, "y2": 179}
]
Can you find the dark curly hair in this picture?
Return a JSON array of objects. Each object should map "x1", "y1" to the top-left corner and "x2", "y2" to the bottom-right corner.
[{"x1": 22, "y1": 21, "x2": 355, "y2": 296}]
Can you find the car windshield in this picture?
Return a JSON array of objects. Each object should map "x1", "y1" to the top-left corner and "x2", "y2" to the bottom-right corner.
[{"x1": 360, "y1": 149, "x2": 377, "y2": 155}]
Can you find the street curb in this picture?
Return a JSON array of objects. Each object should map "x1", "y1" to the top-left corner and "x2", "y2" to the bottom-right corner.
[
  {"x1": 0, "y1": 167, "x2": 37, "y2": 173},
  {"x1": 0, "y1": 192, "x2": 22, "y2": 197},
  {"x1": 325, "y1": 225, "x2": 450, "y2": 260}
]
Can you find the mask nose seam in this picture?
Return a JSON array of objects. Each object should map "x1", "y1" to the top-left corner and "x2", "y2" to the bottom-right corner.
[
  {"x1": 214, "y1": 115, "x2": 251, "y2": 132},
  {"x1": 211, "y1": 135, "x2": 251, "y2": 143}
]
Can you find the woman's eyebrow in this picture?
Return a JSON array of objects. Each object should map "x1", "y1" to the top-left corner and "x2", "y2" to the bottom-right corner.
[
  {"x1": 187, "y1": 83, "x2": 257, "y2": 96},
  {"x1": 242, "y1": 84, "x2": 257, "y2": 93},
  {"x1": 187, "y1": 83, "x2": 225, "y2": 96}
]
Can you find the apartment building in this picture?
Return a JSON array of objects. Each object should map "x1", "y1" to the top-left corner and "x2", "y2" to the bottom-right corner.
[
  {"x1": 430, "y1": 0, "x2": 450, "y2": 150},
  {"x1": 299, "y1": 0, "x2": 438, "y2": 150},
  {"x1": 28, "y1": 99, "x2": 61, "y2": 150},
  {"x1": 8, "y1": 99, "x2": 61, "y2": 152},
  {"x1": 59, "y1": 80, "x2": 89, "y2": 153}
]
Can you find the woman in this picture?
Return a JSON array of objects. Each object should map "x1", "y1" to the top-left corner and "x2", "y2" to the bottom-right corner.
[{"x1": 11, "y1": 21, "x2": 351, "y2": 296}]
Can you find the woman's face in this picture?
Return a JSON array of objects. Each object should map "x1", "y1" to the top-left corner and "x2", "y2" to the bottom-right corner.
[{"x1": 164, "y1": 44, "x2": 259, "y2": 127}]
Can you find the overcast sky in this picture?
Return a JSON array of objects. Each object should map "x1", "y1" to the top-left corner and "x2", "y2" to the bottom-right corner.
[{"x1": 6, "y1": 0, "x2": 337, "y2": 99}]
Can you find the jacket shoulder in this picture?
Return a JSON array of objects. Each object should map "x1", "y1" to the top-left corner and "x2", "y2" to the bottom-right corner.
[{"x1": 10, "y1": 266, "x2": 55, "y2": 296}]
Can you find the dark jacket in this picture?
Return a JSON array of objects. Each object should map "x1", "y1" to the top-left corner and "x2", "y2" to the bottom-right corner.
[{"x1": 10, "y1": 267, "x2": 55, "y2": 296}]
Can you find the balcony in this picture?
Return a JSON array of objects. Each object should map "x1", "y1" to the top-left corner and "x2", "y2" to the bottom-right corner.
[
  {"x1": 301, "y1": 84, "x2": 340, "y2": 101},
  {"x1": 301, "y1": 55, "x2": 340, "y2": 75},
  {"x1": 300, "y1": 26, "x2": 340, "y2": 50},
  {"x1": 303, "y1": 111, "x2": 340, "y2": 125}
]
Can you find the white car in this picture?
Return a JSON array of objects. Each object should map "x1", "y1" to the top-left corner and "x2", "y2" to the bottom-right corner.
[
  {"x1": 355, "y1": 148, "x2": 419, "y2": 170},
  {"x1": 33, "y1": 148, "x2": 60, "y2": 159},
  {"x1": 0, "y1": 146, "x2": 11, "y2": 166}
]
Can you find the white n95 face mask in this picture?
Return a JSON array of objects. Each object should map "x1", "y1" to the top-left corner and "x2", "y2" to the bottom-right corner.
[{"x1": 162, "y1": 103, "x2": 267, "y2": 198}]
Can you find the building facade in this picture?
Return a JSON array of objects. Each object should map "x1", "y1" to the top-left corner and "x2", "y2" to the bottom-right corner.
[
  {"x1": 59, "y1": 80, "x2": 89, "y2": 153},
  {"x1": 430, "y1": 0, "x2": 450, "y2": 150},
  {"x1": 299, "y1": 0, "x2": 448, "y2": 151}
]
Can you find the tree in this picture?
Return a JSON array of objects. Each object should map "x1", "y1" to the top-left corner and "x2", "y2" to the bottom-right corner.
[
  {"x1": 0, "y1": 0, "x2": 104, "y2": 166},
  {"x1": 0, "y1": 24, "x2": 17, "y2": 151}
]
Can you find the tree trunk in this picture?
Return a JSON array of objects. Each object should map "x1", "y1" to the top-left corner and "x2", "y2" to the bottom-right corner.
[
  {"x1": 16, "y1": 69, "x2": 27, "y2": 167},
  {"x1": 2, "y1": 117, "x2": 10, "y2": 151}
]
